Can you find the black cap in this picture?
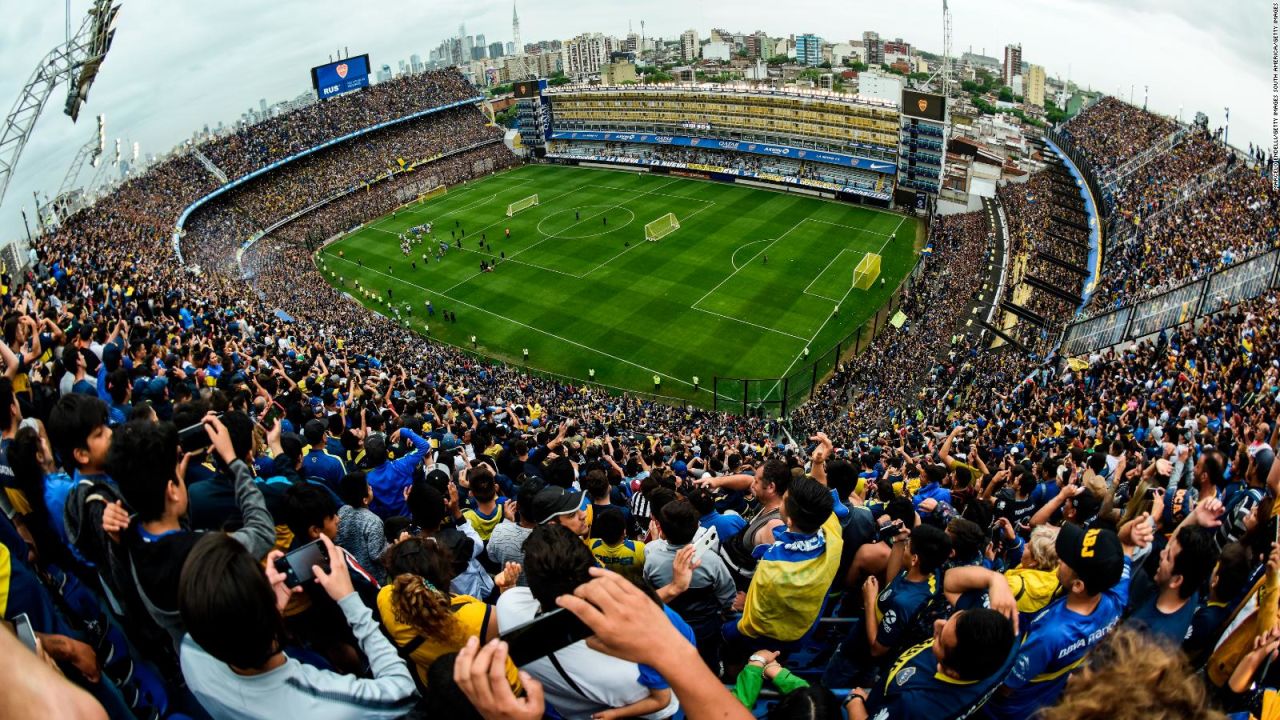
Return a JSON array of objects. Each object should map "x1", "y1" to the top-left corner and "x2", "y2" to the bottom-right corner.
[
  {"x1": 529, "y1": 486, "x2": 585, "y2": 525},
  {"x1": 1055, "y1": 524, "x2": 1124, "y2": 595},
  {"x1": 303, "y1": 419, "x2": 327, "y2": 445},
  {"x1": 279, "y1": 432, "x2": 305, "y2": 462}
]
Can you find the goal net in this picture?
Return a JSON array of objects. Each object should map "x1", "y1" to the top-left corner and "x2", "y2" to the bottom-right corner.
[
  {"x1": 506, "y1": 194, "x2": 539, "y2": 217},
  {"x1": 645, "y1": 213, "x2": 680, "y2": 242},
  {"x1": 417, "y1": 185, "x2": 446, "y2": 204},
  {"x1": 852, "y1": 253, "x2": 882, "y2": 290}
]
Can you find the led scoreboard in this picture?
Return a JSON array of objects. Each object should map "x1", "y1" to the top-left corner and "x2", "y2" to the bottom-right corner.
[{"x1": 311, "y1": 54, "x2": 371, "y2": 100}]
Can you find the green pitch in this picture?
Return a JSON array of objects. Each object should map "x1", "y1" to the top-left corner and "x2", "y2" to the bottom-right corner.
[{"x1": 316, "y1": 164, "x2": 918, "y2": 409}]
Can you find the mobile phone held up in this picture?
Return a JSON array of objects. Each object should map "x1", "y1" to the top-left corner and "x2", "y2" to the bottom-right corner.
[
  {"x1": 178, "y1": 412, "x2": 223, "y2": 453},
  {"x1": 691, "y1": 526, "x2": 719, "y2": 564},
  {"x1": 499, "y1": 608, "x2": 594, "y2": 666},
  {"x1": 274, "y1": 539, "x2": 329, "y2": 588}
]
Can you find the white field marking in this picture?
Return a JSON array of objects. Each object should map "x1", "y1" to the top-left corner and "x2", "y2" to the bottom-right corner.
[
  {"x1": 730, "y1": 239, "x2": 772, "y2": 271},
  {"x1": 535, "y1": 206, "x2": 636, "y2": 239},
  {"x1": 759, "y1": 213, "x2": 907, "y2": 400},
  {"x1": 803, "y1": 217, "x2": 897, "y2": 238},
  {"x1": 369, "y1": 176, "x2": 535, "y2": 230},
  {"x1": 445, "y1": 244, "x2": 581, "y2": 278},
  {"x1": 803, "y1": 248, "x2": 861, "y2": 302},
  {"x1": 594, "y1": 184, "x2": 717, "y2": 205},
  {"x1": 507, "y1": 178, "x2": 678, "y2": 264},
  {"x1": 556, "y1": 163, "x2": 906, "y2": 223},
  {"x1": 326, "y1": 253, "x2": 699, "y2": 390},
  {"x1": 578, "y1": 200, "x2": 718, "y2": 278},
  {"x1": 440, "y1": 182, "x2": 595, "y2": 293},
  {"x1": 690, "y1": 216, "x2": 812, "y2": 310},
  {"x1": 690, "y1": 306, "x2": 810, "y2": 342}
]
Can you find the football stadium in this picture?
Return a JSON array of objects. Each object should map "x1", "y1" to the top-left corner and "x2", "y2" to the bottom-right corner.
[
  {"x1": 0, "y1": 1, "x2": 1277, "y2": 719},
  {"x1": 319, "y1": 163, "x2": 919, "y2": 410}
]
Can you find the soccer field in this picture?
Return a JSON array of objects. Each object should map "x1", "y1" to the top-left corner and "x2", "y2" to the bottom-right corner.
[{"x1": 316, "y1": 164, "x2": 919, "y2": 409}]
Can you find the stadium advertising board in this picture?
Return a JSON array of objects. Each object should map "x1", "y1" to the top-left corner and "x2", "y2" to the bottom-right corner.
[
  {"x1": 901, "y1": 89, "x2": 946, "y2": 122},
  {"x1": 311, "y1": 55, "x2": 371, "y2": 100},
  {"x1": 548, "y1": 131, "x2": 897, "y2": 174}
]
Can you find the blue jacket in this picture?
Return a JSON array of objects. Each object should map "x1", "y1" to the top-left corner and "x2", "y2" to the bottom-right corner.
[
  {"x1": 303, "y1": 449, "x2": 347, "y2": 492},
  {"x1": 368, "y1": 429, "x2": 432, "y2": 518}
]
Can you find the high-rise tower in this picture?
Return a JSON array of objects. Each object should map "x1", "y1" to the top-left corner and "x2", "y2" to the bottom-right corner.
[{"x1": 512, "y1": 1, "x2": 521, "y2": 55}]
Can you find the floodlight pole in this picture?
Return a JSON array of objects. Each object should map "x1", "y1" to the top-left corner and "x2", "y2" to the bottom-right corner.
[{"x1": 0, "y1": 1, "x2": 120, "y2": 216}]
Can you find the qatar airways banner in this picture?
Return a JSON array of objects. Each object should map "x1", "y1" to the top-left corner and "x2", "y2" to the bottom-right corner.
[{"x1": 548, "y1": 131, "x2": 897, "y2": 174}]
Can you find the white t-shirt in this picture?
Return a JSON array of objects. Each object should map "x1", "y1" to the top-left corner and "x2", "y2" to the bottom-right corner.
[{"x1": 495, "y1": 588, "x2": 678, "y2": 719}]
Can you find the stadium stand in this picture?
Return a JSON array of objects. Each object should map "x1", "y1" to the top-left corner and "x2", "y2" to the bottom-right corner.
[{"x1": 2, "y1": 68, "x2": 1276, "y2": 720}]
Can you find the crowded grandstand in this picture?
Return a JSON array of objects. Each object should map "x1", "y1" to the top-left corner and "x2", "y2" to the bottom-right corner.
[{"x1": 0, "y1": 24, "x2": 1279, "y2": 720}]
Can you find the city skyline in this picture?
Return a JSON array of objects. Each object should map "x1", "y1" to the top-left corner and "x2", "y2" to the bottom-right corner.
[{"x1": 0, "y1": 0, "x2": 1269, "y2": 240}]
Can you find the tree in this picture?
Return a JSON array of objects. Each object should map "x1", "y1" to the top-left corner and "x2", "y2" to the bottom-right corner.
[
  {"x1": 494, "y1": 107, "x2": 518, "y2": 127},
  {"x1": 766, "y1": 54, "x2": 790, "y2": 66},
  {"x1": 971, "y1": 95, "x2": 997, "y2": 115},
  {"x1": 961, "y1": 79, "x2": 979, "y2": 93},
  {"x1": 488, "y1": 83, "x2": 513, "y2": 96},
  {"x1": 549, "y1": 76, "x2": 572, "y2": 87},
  {"x1": 997, "y1": 87, "x2": 1014, "y2": 102},
  {"x1": 818, "y1": 61, "x2": 832, "y2": 69}
]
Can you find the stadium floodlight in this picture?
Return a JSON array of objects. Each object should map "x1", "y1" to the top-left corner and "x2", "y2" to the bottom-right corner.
[
  {"x1": 66, "y1": 1, "x2": 121, "y2": 121},
  {"x1": 644, "y1": 213, "x2": 680, "y2": 242},
  {"x1": 506, "y1": 194, "x2": 539, "y2": 216},
  {"x1": 0, "y1": 1, "x2": 122, "y2": 216}
]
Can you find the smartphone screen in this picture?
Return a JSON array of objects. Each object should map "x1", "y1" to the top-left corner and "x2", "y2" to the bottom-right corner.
[
  {"x1": 275, "y1": 540, "x2": 329, "y2": 588},
  {"x1": 500, "y1": 608, "x2": 594, "y2": 666},
  {"x1": 13, "y1": 613, "x2": 36, "y2": 652},
  {"x1": 178, "y1": 420, "x2": 213, "y2": 453}
]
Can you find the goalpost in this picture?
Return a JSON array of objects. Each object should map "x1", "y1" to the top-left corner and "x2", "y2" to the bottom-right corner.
[
  {"x1": 853, "y1": 253, "x2": 882, "y2": 290},
  {"x1": 417, "y1": 185, "x2": 446, "y2": 205},
  {"x1": 645, "y1": 213, "x2": 680, "y2": 242},
  {"x1": 506, "y1": 194, "x2": 539, "y2": 217}
]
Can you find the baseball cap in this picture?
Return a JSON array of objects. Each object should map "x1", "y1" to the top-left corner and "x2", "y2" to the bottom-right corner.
[
  {"x1": 529, "y1": 487, "x2": 586, "y2": 525},
  {"x1": 1055, "y1": 524, "x2": 1124, "y2": 595},
  {"x1": 279, "y1": 432, "x2": 305, "y2": 462}
]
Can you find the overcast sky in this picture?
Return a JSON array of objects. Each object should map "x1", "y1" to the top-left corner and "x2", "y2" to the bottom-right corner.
[{"x1": 0, "y1": 0, "x2": 1272, "y2": 241}]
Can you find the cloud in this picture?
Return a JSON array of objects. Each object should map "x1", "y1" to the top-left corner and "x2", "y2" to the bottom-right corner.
[{"x1": 0, "y1": 0, "x2": 1271, "y2": 240}]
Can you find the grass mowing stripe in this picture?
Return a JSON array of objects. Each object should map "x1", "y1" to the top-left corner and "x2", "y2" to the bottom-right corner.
[{"x1": 319, "y1": 164, "x2": 918, "y2": 408}]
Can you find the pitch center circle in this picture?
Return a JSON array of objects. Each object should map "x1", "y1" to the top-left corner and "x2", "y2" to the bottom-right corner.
[{"x1": 536, "y1": 206, "x2": 635, "y2": 239}]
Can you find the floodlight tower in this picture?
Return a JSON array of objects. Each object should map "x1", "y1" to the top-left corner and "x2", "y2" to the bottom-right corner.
[
  {"x1": 56, "y1": 113, "x2": 105, "y2": 200},
  {"x1": 0, "y1": 1, "x2": 121, "y2": 215},
  {"x1": 942, "y1": 0, "x2": 952, "y2": 95},
  {"x1": 925, "y1": 0, "x2": 953, "y2": 95},
  {"x1": 47, "y1": 113, "x2": 106, "y2": 224}
]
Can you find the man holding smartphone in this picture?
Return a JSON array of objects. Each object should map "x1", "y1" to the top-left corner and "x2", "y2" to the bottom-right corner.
[{"x1": 107, "y1": 413, "x2": 276, "y2": 648}]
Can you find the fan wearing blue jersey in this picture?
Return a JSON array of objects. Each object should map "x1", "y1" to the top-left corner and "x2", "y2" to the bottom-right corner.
[
  {"x1": 977, "y1": 515, "x2": 1154, "y2": 720},
  {"x1": 823, "y1": 522, "x2": 952, "y2": 688},
  {"x1": 845, "y1": 608, "x2": 1017, "y2": 720}
]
